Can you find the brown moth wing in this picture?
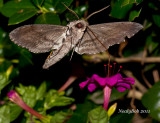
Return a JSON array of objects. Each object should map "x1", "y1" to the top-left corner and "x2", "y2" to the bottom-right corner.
[
  {"x1": 9, "y1": 24, "x2": 68, "y2": 53},
  {"x1": 75, "y1": 22, "x2": 143, "y2": 54},
  {"x1": 43, "y1": 40, "x2": 72, "y2": 69}
]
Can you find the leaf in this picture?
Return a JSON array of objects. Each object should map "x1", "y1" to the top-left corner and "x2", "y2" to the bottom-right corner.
[
  {"x1": 32, "y1": 0, "x2": 44, "y2": 7},
  {"x1": 0, "y1": 28, "x2": 6, "y2": 43},
  {"x1": 110, "y1": 0, "x2": 133, "y2": 19},
  {"x1": 109, "y1": 113, "x2": 134, "y2": 123},
  {"x1": 141, "y1": 82, "x2": 160, "y2": 121},
  {"x1": 50, "y1": 111, "x2": 73, "y2": 123},
  {"x1": 52, "y1": 0, "x2": 73, "y2": 14},
  {"x1": 74, "y1": 5, "x2": 88, "y2": 18},
  {"x1": 0, "y1": 0, "x2": 3, "y2": 12},
  {"x1": 16, "y1": 84, "x2": 37, "y2": 108},
  {"x1": 67, "y1": 101, "x2": 96, "y2": 123},
  {"x1": 8, "y1": 9, "x2": 37, "y2": 25},
  {"x1": 0, "y1": 105, "x2": 10, "y2": 123},
  {"x1": 0, "y1": 72, "x2": 10, "y2": 94},
  {"x1": 88, "y1": 106, "x2": 108, "y2": 123},
  {"x1": 122, "y1": 0, "x2": 143, "y2": 6},
  {"x1": 146, "y1": 35, "x2": 159, "y2": 54},
  {"x1": 152, "y1": 15, "x2": 160, "y2": 28},
  {"x1": 18, "y1": 49, "x2": 32, "y2": 68},
  {"x1": 36, "y1": 82, "x2": 47, "y2": 100},
  {"x1": 148, "y1": 2, "x2": 158, "y2": 10},
  {"x1": 9, "y1": 103, "x2": 23, "y2": 122},
  {"x1": 35, "y1": 13, "x2": 61, "y2": 25},
  {"x1": 1, "y1": 0, "x2": 36, "y2": 17},
  {"x1": 44, "y1": 89, "x2": 74, "y2": 110},
  {"x1": 129, "y1": 9, "x2": 141, "y2": 21}
]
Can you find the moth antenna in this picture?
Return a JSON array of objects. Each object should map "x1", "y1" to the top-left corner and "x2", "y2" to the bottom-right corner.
[
  {"x1": 85, "y1": 5, "x2": 110, "y2": 20},
  {"x1": 62, "y1": 3, "x2": 79, "y2": 20}
]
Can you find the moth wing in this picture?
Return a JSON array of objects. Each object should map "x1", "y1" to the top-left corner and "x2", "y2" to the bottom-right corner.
[
  {"x1": 9, "y1": 24, "x2": 68, "y2": 53},
  {"x1": 43, "y1": 41, "x2": 71, "y2": 69},
  {"x1": 75, "y1": 22, "x2": 143, "y2": 54}
]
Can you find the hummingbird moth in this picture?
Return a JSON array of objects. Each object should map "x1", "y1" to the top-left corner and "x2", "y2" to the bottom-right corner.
[{"x1": 9, "y1": 6, "x2": 143, "y2": 69}]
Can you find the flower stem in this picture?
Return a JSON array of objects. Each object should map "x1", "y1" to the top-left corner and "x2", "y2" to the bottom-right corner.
[{"x1": 103, "y1": 85, "x2": 112, "y2": 111}]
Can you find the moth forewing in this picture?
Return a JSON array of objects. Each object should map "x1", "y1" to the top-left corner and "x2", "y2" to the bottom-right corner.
[{"x1": 9, "y1": 24, "x2": 68, "y2": 53}]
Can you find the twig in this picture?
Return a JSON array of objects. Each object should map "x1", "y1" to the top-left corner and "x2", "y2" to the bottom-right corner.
[
  {"x1": 123, "y1": 70, "x2": 148, "y2": 93},
  {"x1": 141, "y1": 70, "x2": 152, "y2": 88},
  {"x1": 152, "y1": 69, "x2": 160, "y2": 83},
  {"x1": 130, "y1": 85, "x2": 136, "y2": 110},
  {"x1": 114, "y1": 57, "x2": 160, "y2": 63},
  {"x1": 127, "y1": 90, "x2": 143, "y2": 100},
  {"x1": 83, "y1": 52, "x2": 160, "y2": 63}
]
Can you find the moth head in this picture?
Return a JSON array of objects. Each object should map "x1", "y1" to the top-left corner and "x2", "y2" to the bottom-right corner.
[{"x1": 68, "y1": 20, "x2": 88, "y2": 32}]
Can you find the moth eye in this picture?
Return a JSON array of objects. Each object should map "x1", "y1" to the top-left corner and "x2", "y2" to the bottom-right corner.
[{"x1": 75, "y1": 23, "x2": 84, "y2": 28}]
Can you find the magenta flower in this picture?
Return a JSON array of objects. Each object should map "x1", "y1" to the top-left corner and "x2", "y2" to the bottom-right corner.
[
  {"x1": 7, "y1": 90, "x2": 48, "y2": 121},
  {"x1": 79, "y1": 63, "x2": 135, "y2": 110}
]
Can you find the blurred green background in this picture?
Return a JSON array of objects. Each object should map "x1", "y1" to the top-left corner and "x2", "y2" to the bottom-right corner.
[{"x1": 0, "y1": 0, "x2": 160, "y2": 123}]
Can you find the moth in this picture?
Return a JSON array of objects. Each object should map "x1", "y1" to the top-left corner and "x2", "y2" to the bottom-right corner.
[{"x1": 9, "y1": 5, "x2": 143, "y2": 69}]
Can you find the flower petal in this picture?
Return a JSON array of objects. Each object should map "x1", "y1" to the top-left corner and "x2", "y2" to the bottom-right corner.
[
  {"x1": 92, "y1": 74, "x2": 106, "y2": 86},
  {"x1": 79, "y1": 79, "x2": 90, "y2": 89},
  {"x1": 88, "y1": 83, "x2": 97, "y2": 92},
  {"x1": 116, "y1": 83, "x2": 131, "y2": 89},
  {"x1": 116, "y1": 86, "x2": 128, "y2": 92}
]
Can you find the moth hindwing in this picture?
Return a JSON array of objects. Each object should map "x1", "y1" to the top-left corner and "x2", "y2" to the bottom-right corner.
[{"x1": 9, "y1": 20, "x2": 143, "y2": 69}]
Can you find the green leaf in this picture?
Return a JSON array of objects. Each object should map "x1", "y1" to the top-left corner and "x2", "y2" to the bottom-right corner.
[
  {"x1": 44, "y1": 89, "x2": 74, "y2": 110},
  {"x1": 67, "y1": 101, "x2": 96, "y2": 123},
  {"x1": 0, "y1": 105, "x2": 10, "y2": 123},
  {"x1": 1, "y1": 0, "x2": 36, "y2": 17},
  {"x1": 110, "y1": 88, "x2": 128, "y2": 102},
  {"x1": 18, "y1": 49, "x2": 32, "y2": 68},
  {"x1": 52, "y1": 0, "x2": 73, "y2": 14},
  {"x1": 74, "y1": 5, "x2": 88, "y2": 18},
  {"x1": 148, "y1": 2, "x2": 158, "y2": 10},
  {"x1": 0, "y1": 0, "x2": 3, "y2": 11},
  {"x1": 110, "y1": 0, "x2": 133, "y2": 19},
  {"x1": 16, "y1": 84, "x2": 37, "y2": 108},
  {"x1": 152, "y1": 15, "x2": 160, "y2": 28},
  {"x1": 50, "y1": 111, "x2": 73, "y2": 123},
  {"x1": 35, "y1": 13, "x2": 61, "y2": 25},
  {"x1": 122, "y1": 0, "x2": 143, "y2": 6},
  {"x1": 36, "y1": 82, "x2": 47, "y2": 100},
  {"x1": 110, "y1": 113, "x2": 134, "y2": 123},
  {"x1": 142, "y1": 82, "x2": 160, "y2": 121},
  {"x1": 129, "y1": 9, "x2": 141, "y2": 21},
  {"x1": 0, "y1": 28, "x2": 6, "y2": 44},
  {"x1": 9, "y1": 103, "x2": 23, "y2": 122},
  {"x1": 8, "y1": 8, "x2": 37, "y2": 25},
  {"x1": 32, "y1": 0, "x2": 44, "y2": 7},
  {"x1": 146, "y1": 35, "x2": 159, "y2": 54},
  {"x1": 0, "y1": 72, "x2": 10, "y2": 94},
  {"x1": 88, "y1": 106, "x2": 108, "y2": 123}
]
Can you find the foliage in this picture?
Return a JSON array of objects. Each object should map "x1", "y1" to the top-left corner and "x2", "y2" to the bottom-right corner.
[{"x1": 0, "y1": 0, "x2": 160, "y2": 123}]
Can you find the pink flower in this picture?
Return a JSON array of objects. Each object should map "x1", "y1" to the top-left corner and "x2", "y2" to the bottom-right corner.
[
  {"x1": 7, "y1": 90, "x2": 48, "y2": 121},
  {"x1": 79, "y1": 63, "x2": 135, "y2": 110},
  {"x1": 79, "y1": 73, "x2": 135, "y2": 92}
]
